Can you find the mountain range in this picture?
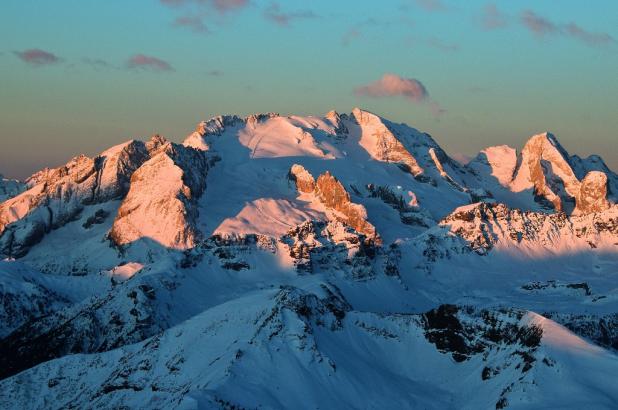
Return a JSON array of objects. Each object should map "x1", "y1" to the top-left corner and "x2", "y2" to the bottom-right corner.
[{"x1": 1, "y1": 108, "x2": 617, "y2": 409}]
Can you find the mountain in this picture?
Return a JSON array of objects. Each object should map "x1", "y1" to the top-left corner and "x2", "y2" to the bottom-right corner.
[
  {"x1": 0, "y1": 108, "x2": 617, "y2": 409},
  {"x1": 467, "y1": 132, "x2": 614, "y2": 215}
]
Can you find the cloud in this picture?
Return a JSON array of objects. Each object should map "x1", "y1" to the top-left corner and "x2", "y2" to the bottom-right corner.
[
  {"x1": 481, "y1": 4, "x2": 507, "y2": 30},
  {"x1": 161, "y1": 0, "x2": 248, "y2": 34},
  {"x1": 415, "y1": 0, "x2": 447, "y2": 12},
  {"x1": 126, "y1": 54, "x2": 174, "y2": 71},
  {"x1": 355, "y1": 73, "x2": 445, "y2": 118},
  {"x1": 263, "y1": 2, "x2": 316, "y2": 27},
  {"x1": 520, "y1": 10, "x2": 615, "y2": 47},
  {"x1": 520, "y1": 10, "x2": 557, "y2": 37},
  {"x1": 211, "y1": 0, "x2": 249, "y2": 13},
  {"x1": 161, "y1": 0, "x2": 248, "y2": 14},
  {"x1": 173, "y1": 16, "x2": 210, "y2": 33},
  {"x1": 355, "y1": 73, "x2": 429, "y2": 102},
  {"x1": 207, "y1": 69, "x2": 224, "y2": 76},
  {"x1": 564, "y1": 22, "x2": 615, "y2": 46},
  {"x1": 14, "y1": 49, "x2": 61, "y2": 66}
]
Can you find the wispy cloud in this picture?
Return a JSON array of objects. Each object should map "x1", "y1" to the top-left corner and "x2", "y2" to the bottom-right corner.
[
  {"x1": 210, "y1": 0, "x2": 249, "y2": 14},
  {"x1": 14, "y1": 49, "x2": 61, "y2": 66},
  {"x1": 263, "y1": 2, "x2": 316, "y2": 27},
  {"x1": 481, "y1": 4, "x2": 507, "y2": 30},
  {"x1": 520, "y1": 10, "x2": 615, "y2": 47},
  {"x1": 520, "y1": 10, "x2": 557, "y2": 38},
  {"x1": 161, "y1": 0, "x2": 249, "y2": 33},
  {"x1": 207, "y1": 69, "x2": 224, "y2": 76},
  {"x1": 415, "y1": 0, "x2": 447, "y2": 12},
  {"x1": 126, "y1": 54, "x2": 174, "y2": 72},
  {"x1": 173, "y1": 16, "x2": 210, "y2": 33},
  {"x1": 564, "y1": 22, "x2": 615, "y2": 46},
  {"x1": 161, "y1": 0, "x2": 249, "y2": 14}
]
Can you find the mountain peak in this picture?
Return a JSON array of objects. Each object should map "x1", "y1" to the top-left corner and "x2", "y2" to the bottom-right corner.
[{"x1": 511, "y1": 131, "x2": 580, "y2": 211}]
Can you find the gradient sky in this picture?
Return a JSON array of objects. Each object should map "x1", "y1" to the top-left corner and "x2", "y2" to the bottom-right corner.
[{"x1": 1, "y1": 0, "x2": 617, "y2": 179}]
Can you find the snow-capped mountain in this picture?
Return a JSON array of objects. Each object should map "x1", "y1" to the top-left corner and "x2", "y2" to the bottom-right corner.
[{"x1": 1, "y1": 108, "x2": 617, "y2": 409}]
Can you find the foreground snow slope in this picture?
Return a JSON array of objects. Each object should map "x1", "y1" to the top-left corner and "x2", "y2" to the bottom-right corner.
[
  {"x1": 2, "y1": 287, "x2": 617, "y2": 410},
  {"x1": 0, "y1": 108, "x2": 617, "y2": 409}
]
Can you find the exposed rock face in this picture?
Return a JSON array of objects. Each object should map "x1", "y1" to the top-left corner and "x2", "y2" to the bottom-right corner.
[
  {"x1": 0, "y1": 140, "x2": 150, "y2": 257},
  {"x1": 109, "y1": 140, "x2": 211, "y2": 250},
  {"x1": 351, "y1": 108, "x2": 424, "y2": 177},
  {"x1": 511, "y1": 132, "x2": 580, "y2": 212},
  {"x1": 282, "y1": 220, "x2": 376, "y2": 278},
  {"x1": 467, "y1": 135, "x2": 614, "y2": 216},
  {"x1": 324, "y1": 110, "x2": 348, "y2": 137},
  {"x1": 570, "y1": 154, "x2": 618, "y2": 201},
  {"x1": 289, "y1": 165, "x2": 378, "y2": 241},
  {"x1": 288, "y1": 164, "x2": 315, "y2": 193},
  {"x1": 314, "y1": 171, "x2": 377, "y2": 240},
  {"x1": 574, "y1": 171, "x2": 610, "y2": 215}
]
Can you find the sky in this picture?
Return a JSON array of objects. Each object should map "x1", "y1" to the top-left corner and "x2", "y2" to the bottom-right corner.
[{"x1": 1, "y1": 0, "x2": 617, "y2": 179}]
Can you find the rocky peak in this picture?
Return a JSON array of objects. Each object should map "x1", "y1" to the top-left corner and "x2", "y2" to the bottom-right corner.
[
  {"x1": 511, "y1": 132, "x2": 580, "y2": 212},
  {"x1": 108, "y1": 143, "x2": 211, "y2": 250},
  {"x1": 183, "y1": 116, "x2": 243, "y2": 151},
  {"x1": 146, "y1": 134, "x2": 168, "y2": 154},
  {"x1": 96, "y1": 140, "x2": 150, "y2": 201},
  {"x1": 288, "y1": 164, "x2": 315, "y2": 193},
  {"x1": 574, "y1": 171, "x2": 610, "y2": 215},
  {"x1": 245, "y1": 112, "x2": 280, "y2": 127},
  {"x1": 350, "y1": 108, "x2": 425, "y2": 178},
  {"x1": 314, "y1": 171, "x2": 378, "y2": 241},
  {"x1": 289, "y1": 165, "x2": 378, "y2": 242},
  {"x1": 325, "y1": 110, "x2": 348, "y2": 137}
]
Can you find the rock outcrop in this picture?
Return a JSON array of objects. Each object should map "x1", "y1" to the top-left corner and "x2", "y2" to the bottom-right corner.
[
  {"x1": 290, "y1": 165, "x2": 378, "y2": 241},
  {"x1": 351, "y1": 108, "x2": 425, "y2": 177},
  {"x1": 109, "y1": 140, "x2": 211, "y2": 250},
  {"x1": 574, "y1": 171, "x2": 610, "y2": 215},
  {"x1": 288, "y1": 164, "x2": 315, "y2": 193},
  {"x1": 511, "y1": 132, "x2": 580, "y2": 212}
]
